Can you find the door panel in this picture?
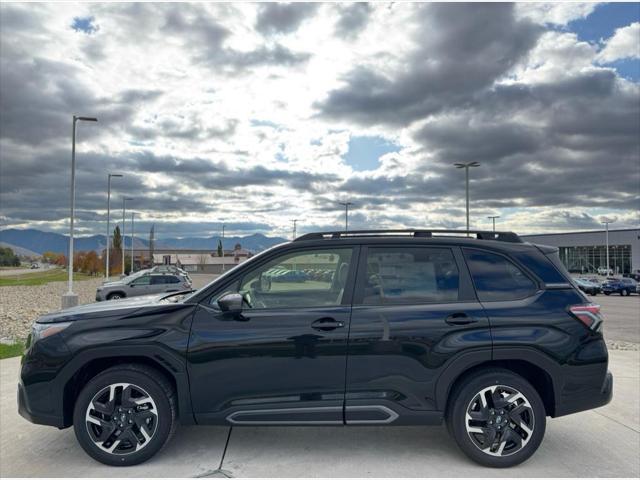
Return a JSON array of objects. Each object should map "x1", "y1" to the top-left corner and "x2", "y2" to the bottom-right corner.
[
  {"x1": 345, "y1": 245, "x2": 491, "y2": 423},
  {"x1": 188, "y1": 304, "x2": 351, "y2": 423},
  {"x1": 187, "y1": 246, "x2": 358, "y2": 424}
]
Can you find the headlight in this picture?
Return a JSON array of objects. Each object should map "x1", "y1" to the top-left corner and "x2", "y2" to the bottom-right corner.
[{"x1": 31, "y1": 322, "x2": 72, "y2": 344}]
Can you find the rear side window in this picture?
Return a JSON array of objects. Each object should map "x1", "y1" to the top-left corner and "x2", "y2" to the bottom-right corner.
[
  {"x1": 361, "y1": 247, "x2": 459, "y2": 305},
  {"x1": 463, "y1": 249, "x2": 537, "y2": 302}
]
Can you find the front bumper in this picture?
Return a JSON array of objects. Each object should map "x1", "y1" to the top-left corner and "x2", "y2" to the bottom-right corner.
[{"x1": 17, "y1": 380, "x2": 65, "y2": 428}]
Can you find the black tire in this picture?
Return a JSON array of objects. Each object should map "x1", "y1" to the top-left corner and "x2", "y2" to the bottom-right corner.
[
  {"x1": 107, "y1": 292, "x2": 126, "y2": 300},
  {"x1": 73, "y1": 364, "x2": 177, "y2": 466},
  {"x1": 604, "y1": 292, "x2": 610, "y2": 296},
  {"x1": 446, "y1": 369, "x2": 546, "y2": 468}
]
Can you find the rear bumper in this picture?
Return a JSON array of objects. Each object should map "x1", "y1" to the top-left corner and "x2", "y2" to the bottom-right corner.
[{"x1": 554, "y1": 370, "x2": 613, "y2": 417}]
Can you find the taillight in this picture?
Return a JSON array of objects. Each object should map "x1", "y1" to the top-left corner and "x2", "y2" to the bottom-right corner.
[{"x1": 569, "y1": 304, "x2": 603, "y2": 331}]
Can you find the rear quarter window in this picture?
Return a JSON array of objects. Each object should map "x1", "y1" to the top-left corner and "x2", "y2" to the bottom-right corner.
[
  {"x1": 463, "y1": 249, "x2": 538, "y2": 302},
  {"x1": 511, "y1": 249, "x2": 568, "y2": 284}
]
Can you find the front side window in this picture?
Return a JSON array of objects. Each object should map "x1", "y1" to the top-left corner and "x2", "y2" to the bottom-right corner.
[
  {"x1": 463, "y1": 249, "x2": 537, "y2": 301},
  {"x1": 130, "y1": 275, "x2": 151, "y2": 286},
  {"x1": 361, "y1": 247, "x2": 460, "y2": 305},
  {"x1": 234, "y1": 248, "x2": 353, "y2": 309}
]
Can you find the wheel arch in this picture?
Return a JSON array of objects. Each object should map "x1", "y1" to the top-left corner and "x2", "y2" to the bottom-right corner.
[
  {"x1": 443, "y1": 359, "x2": 556, "y2": 417},
  {"x1": 58, "y1": 348, "x2": 194, "y2": 428}
]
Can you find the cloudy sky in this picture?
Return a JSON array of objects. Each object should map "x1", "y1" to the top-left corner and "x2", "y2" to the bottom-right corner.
[{"x1": 0, "y1": 2, "x2": 639, "y2": 240}]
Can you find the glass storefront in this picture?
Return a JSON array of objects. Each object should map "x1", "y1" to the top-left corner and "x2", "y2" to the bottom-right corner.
[{"x1": 559, "y1": 244, "x2": 632, "y2": 274}]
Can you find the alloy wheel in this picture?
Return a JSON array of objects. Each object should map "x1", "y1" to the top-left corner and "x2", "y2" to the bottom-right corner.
[
  {"x1": 465, "y1": 385, "x2": 535, "y2": 457},
  {"x1": 85, "y1": 383, "x2": 158, "y2": 455}
]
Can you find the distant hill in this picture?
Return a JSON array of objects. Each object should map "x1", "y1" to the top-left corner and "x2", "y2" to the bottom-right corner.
[
  {"x1": 0, "y1": 241, "x2": 40, "y2": 258},
  {"x1": 0, "y1": 228, "x2": 287, "y2": 255}
]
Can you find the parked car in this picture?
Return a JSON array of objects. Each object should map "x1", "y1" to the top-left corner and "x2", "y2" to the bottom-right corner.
[
  {"x1": 574, "y1": 278, "x2": 601, "y2": 296},
  {"x1": 601, "y1": 277, "x2": 638, "y2": 296},
  {"x1": 95, "y1": 272, "x2": 192, "y2": 301},
  {"x1": 19, "y1": 229, "x2": 611, "y2": 468},
  {"x1": 597, "y1": 267, "x2": 614, "y2": 276},
  {"x1": 624, "y1": 270, "x2": 640, "y2": 282}
]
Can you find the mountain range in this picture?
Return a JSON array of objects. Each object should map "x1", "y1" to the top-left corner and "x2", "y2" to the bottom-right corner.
[{"x1": 0, "y1": 228, "x2": 288, "y2": 255}]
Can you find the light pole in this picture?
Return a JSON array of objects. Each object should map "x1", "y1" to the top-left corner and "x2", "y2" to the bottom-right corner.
[
  {"x1": 454, "y1": 162, "x2": 480, "y2": 236},
  {"x1": 602, "y1": 219, "x2": 614, "y2": 276},
  {"x1": 62, "y1": 115, "x2": 97, "y2": 309},
  {"x1": 122, "y1": 197, "x2": 133, "y2": 276},
  {"x1": 292, "y1": 219, "x2": 298, "y2": 239},
  {"x1": 131, "y1": 211, "x2": 135, "y2": 274},
  {"x1": 339, "y1": 201, "x2": 353, "y2": 231},
  {"x1": 221, "y1": 223, "x2": 226, "y2": 272},
  {"x1": 487, "y1": 215, "x2": 500, "y2": 232},
  {"x1": 105, "y1": 173, "x2": 122, "y2": 280}
]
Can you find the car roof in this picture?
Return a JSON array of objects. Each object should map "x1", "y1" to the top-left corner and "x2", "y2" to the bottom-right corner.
[{"x1": 288, "y1": 229, "x2": 541, "y2": 254}]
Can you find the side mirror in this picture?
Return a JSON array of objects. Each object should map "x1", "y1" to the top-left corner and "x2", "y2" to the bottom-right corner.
[{"x1": 217, "y1": 292, "x2": 243, "y2": 313}]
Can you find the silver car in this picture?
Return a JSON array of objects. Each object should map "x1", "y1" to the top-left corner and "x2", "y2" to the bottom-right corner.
[{"x1": 96, "y1": 272, "x2": 192, "y2": 301}]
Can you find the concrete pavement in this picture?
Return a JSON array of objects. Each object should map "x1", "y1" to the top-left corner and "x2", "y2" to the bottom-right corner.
[{"x1": 1, "y1": 350, "x2": 638, "y2": 477}]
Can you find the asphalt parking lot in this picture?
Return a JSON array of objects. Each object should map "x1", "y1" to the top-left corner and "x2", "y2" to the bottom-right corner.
[{"x1": 1, "y1": 351, "x2": 638, "y2": 477}]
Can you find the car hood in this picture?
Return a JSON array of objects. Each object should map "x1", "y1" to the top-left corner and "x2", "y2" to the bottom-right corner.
[{"x1": 36, "y1": 292, "x2": 190, "y2": 324}]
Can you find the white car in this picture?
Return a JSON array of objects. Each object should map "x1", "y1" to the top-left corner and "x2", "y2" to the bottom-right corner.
[{"x1": 597, "y1": 267, "x2": 613, "y2": 276}]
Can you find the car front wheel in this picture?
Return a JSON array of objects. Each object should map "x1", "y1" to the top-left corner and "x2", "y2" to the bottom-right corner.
[
  {"x1": 447, "y1": 369, "x2": 546, "y2": 468},
  {"x1": 73, "y1": 364, "x2": 177, "y2": 466}
]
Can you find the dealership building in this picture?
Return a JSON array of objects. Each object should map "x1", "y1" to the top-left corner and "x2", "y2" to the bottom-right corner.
[{"x1": 521, "y1": 228, "x2": 640, "y2": 275}]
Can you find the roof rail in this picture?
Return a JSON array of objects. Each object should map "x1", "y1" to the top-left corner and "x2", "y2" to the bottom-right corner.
[{"x1": 293, "y1": 229, "x2": 522, "y2": 243}]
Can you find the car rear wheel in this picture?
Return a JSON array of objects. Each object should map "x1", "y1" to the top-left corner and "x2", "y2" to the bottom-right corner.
[
  {"x1": 446, "y1": 369, "x2": 546, "y2": 468},
  {"x1": 73, "y1": 364, "x2": 177, "y2": 466},
  {"x1": 107, "y1": 292, "x2": 125, "y2": 300}
]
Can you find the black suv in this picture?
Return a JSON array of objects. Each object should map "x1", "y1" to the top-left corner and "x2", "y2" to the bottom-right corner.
[{"x1": 18, "y1": 230, "x2": 612, "y2": 468}]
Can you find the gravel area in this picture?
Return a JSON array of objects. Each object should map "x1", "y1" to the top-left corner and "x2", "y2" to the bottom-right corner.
[{"x1": 0, "y1": 278, "x2": 102, "y2": 341}]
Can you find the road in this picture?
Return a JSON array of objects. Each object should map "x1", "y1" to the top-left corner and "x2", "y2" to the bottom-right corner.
[{"x1": 1, "y1": 351, "x2": 637, "y2": 477}]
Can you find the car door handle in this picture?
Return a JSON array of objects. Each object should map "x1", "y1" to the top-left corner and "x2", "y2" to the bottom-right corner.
[
  {"x1": 311, "y1": 318, "x2": 345, "y2": 331},
  {"x1": 445, "y1": 312, "x2": 478, "y2": 325}
]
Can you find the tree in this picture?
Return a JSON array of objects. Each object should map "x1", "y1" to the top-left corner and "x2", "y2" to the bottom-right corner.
[
  {"x1": 0, "y1": 247, "x2": 20, "y2": 266},
  {"x1": 111, "y1": 226, "x2": 123, "y2": 274},
  {"x1": 217, "y1": 239, "x2": 223, "y2": 257}
]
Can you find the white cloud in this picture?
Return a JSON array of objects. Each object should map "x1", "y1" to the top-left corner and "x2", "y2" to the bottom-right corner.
[
  {"x1": 597, "y1": 22, "x2": 640, "y2": 63},
  {"x1": 516, "y1": 2, "x2": 598, "y2": 26}
]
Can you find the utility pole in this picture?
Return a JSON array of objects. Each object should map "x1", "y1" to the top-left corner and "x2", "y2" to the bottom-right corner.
[
  {"x1": 105, "y1": 173, "x2": 122, "y2": 280},
  {"x1": 339, "y1": 201, "x2": 353, "y2": 232},
  {"x1": 487, "y1": 215, "x2": 500, "y2": 232},
  {"x1": 292, "y1": 219, "x2": 298, "y2": 239},
  {"x1": 454, "y1": 162, "x2": 480, "y2": 236},
  {"x1": 121, "y1": 197, "x2": 133, "y2": 276},
  {"x1": 63, "y1": 115, "x2": 97, "y2": 309}
]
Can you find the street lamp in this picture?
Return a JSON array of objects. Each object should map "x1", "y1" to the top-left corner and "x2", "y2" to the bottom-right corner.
[
  {"x1": 487, "y1": 215, "x2": 500, "y2": 232},
  {"x1": 63, "y1": 115, "x2": 97, "y2": 309},
  {"x1": 602, "y1": 218, "x2": 614, "y2": 276},
  {"x1": 291, "y1": 219, "x2": 298, "y2": 239},
  {"x1": 221, "y1": 223, "x2": 226, "y2": 272},
  {"x1": 105, "y1": 173, "x2": 122, "y2": 280},
  {"x1": 122, "y1": 197, "x2": 133, "y2": 276},
  {"x1": 454, "y1": 162, "x2": 480, "y2": 236},
  {"x1": 131, "y1": 211, "x2": 135, "y2": 274},
  {"x1": 339, "y1": 201, "x2": 353, "y2": 232}
]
